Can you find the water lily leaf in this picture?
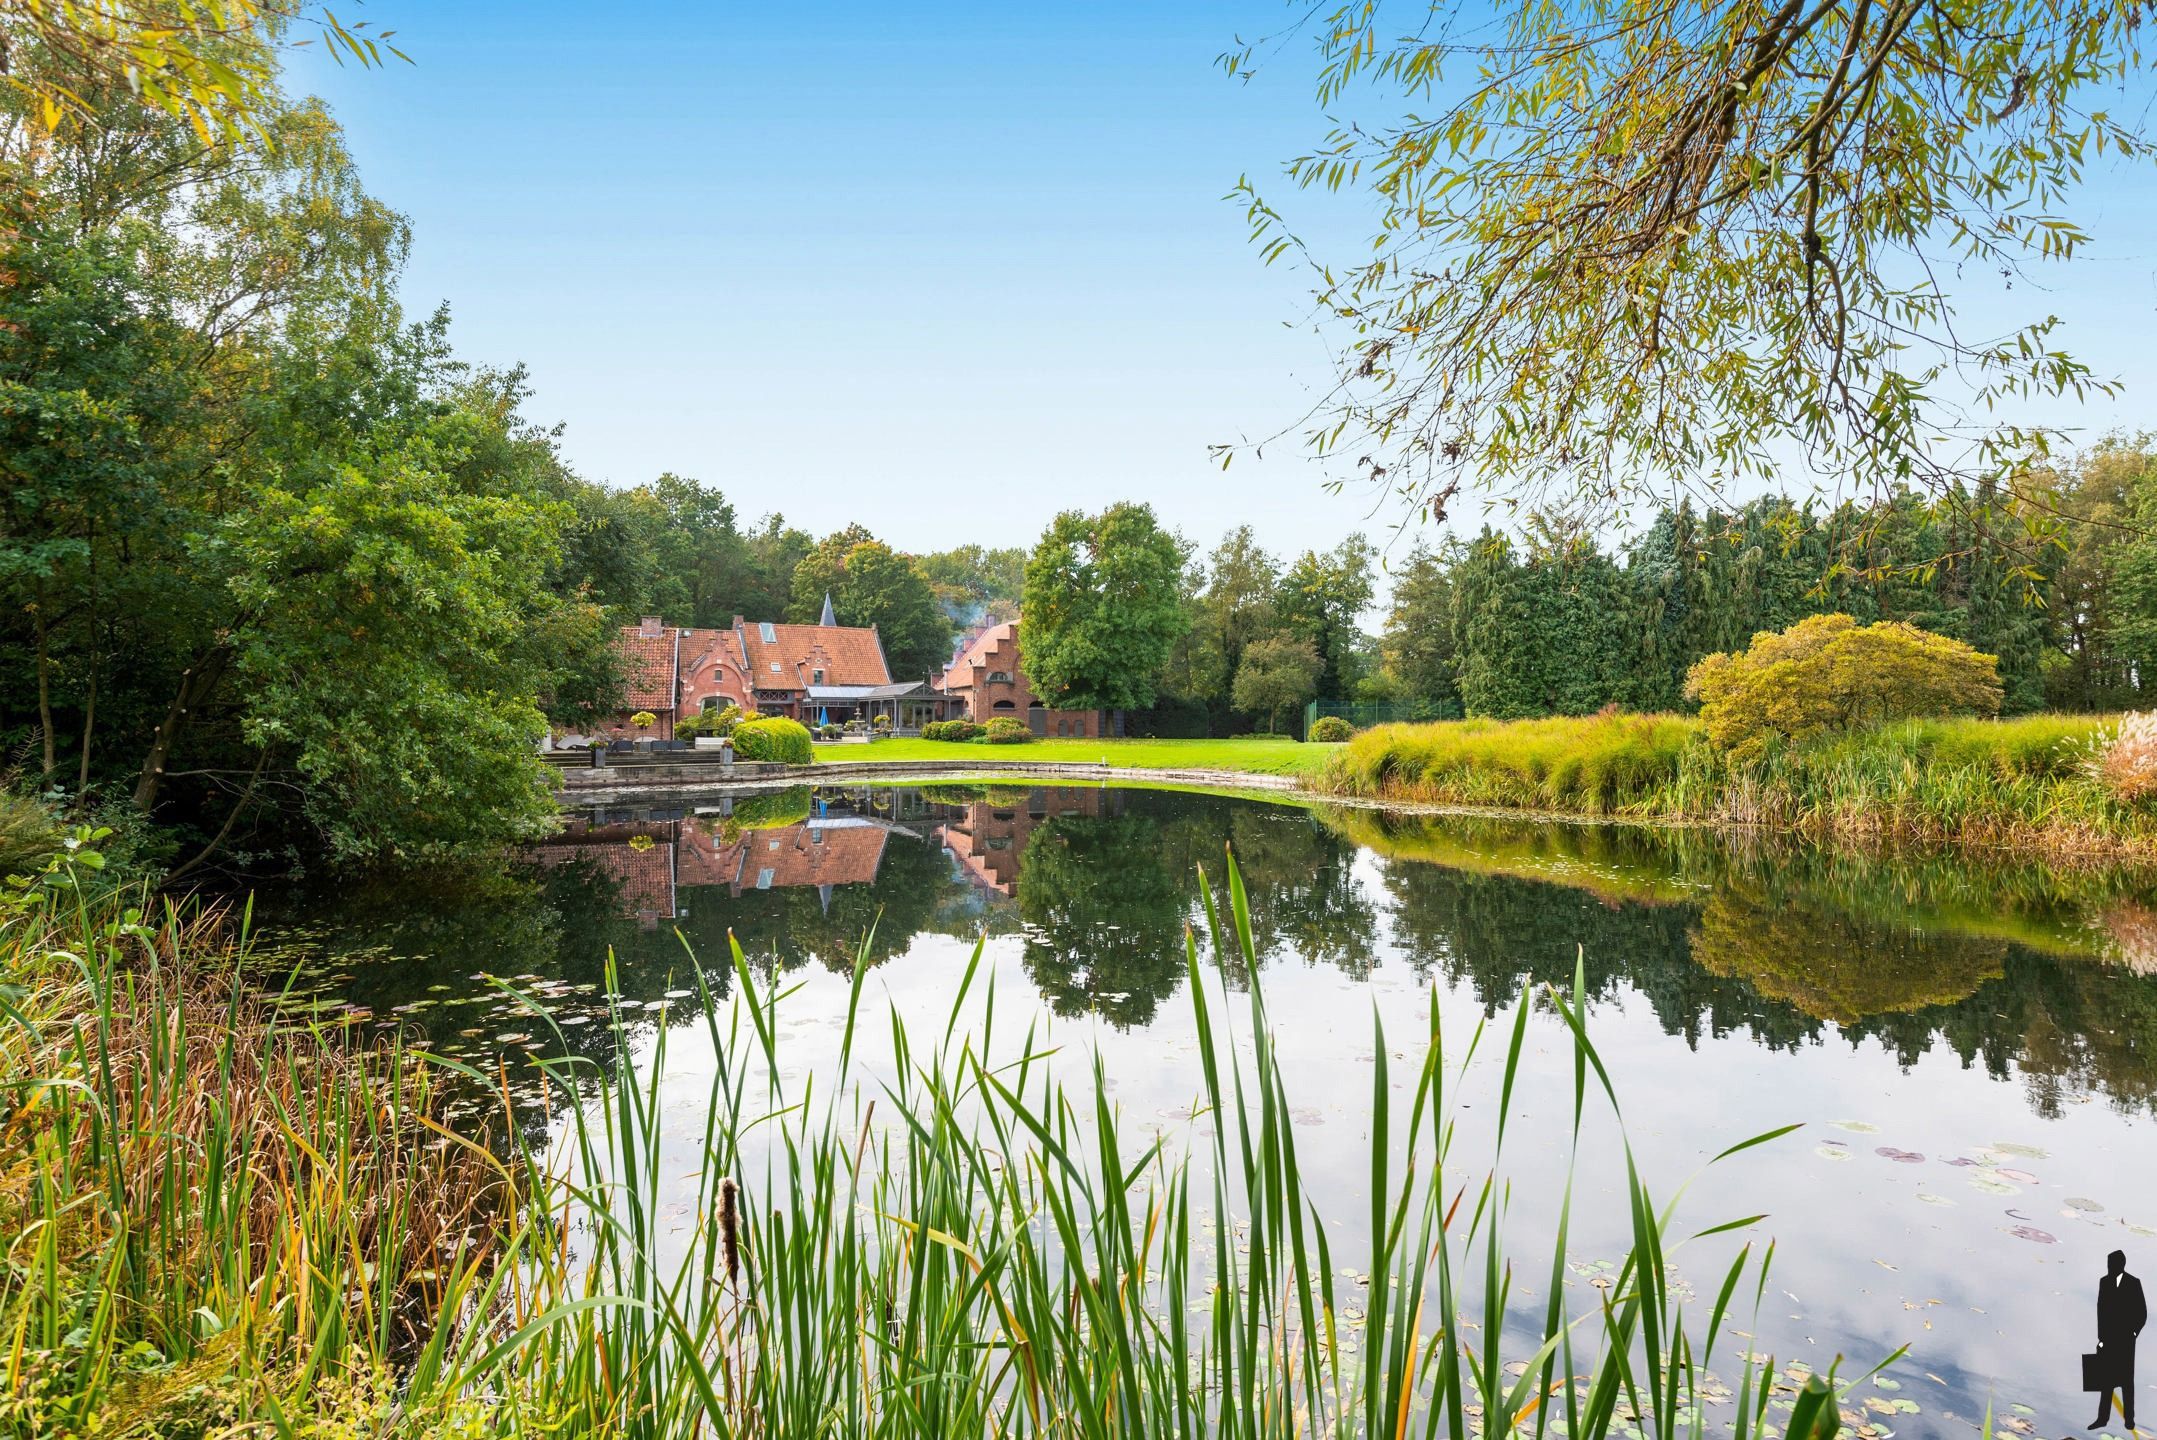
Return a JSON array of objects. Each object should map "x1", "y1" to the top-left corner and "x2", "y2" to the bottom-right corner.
[{"x1": 2006, "y1": 1225, "x2": 2057, "y2": 1244}]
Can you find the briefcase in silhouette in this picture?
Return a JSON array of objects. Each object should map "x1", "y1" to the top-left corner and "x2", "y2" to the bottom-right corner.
[{"x1": 2085, "y1": 1350, "x2": 2114, "y2": 1392}]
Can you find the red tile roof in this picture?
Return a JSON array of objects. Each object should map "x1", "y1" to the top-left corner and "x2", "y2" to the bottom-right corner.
[
  {"x1": 940, "y1": 622, "x2": 1014, "y2": 692},
  {"x1": 677, "y1": 820, "x2": 889, "y2": 892},
  {"x1": 741, "y1": 623, "x2": 890, "y2": 690},
  {"x1": 617, "y1": 625, "x2": 679, "y2": 709}
]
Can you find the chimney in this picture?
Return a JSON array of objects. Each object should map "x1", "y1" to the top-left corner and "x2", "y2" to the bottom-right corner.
[{"x1": 638, "y1": 616, "x2": 664, "y2": 636}]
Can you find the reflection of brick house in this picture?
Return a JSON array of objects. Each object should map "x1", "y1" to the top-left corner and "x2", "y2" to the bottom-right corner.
[
  {"x1": 677, "y1": 817, "x2": 890, "y2": 897},
  {"x1": 529, "y1": 821, "x2": 678, "y2": 928},
  {"x1": 935, "y1": 788, "x2": 1105, "y2": 895},
  {"x1": 937, "y1": 622, "x2": 1099, "y2": 737},
  {"x1": 531, "y1": 814, "x2": 891, "y2": 926}
]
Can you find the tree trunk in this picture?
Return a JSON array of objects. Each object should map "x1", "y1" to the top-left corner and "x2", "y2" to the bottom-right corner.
[
  {"x1": 33, "y1": 588, "x2": 56, "y2": 781},
  {"x1": 134, "y1": 649, "x2": 228, "y2": 813},
  {"x1": 77, "y1": 657, "x2": 96, "y2": 793}
]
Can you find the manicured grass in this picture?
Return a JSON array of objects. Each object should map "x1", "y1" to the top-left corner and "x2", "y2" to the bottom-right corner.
[{"x1": 816, "y1": 733, "x2": 1340, "y2": 777}]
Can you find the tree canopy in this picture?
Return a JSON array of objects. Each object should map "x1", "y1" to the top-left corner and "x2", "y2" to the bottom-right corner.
[
  {"x1": 1020, "y1": 503, "x2": 1190, "y2": 716},
  {"x1": 788, "y1": 528, "x2": 951, "y2": 679},
  {"x1": 1227, "y1": 0, "x2": 2152, "y2": 544}
]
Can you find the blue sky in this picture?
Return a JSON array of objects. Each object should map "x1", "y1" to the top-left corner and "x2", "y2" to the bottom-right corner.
[{"x1": 286, "y1": 1, "x2": 2157, "y2": 575}]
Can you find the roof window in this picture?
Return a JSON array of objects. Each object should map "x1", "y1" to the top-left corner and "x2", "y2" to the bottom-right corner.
[{"x1": 759, "y1": 622, "x2": 777, "y2": 643}]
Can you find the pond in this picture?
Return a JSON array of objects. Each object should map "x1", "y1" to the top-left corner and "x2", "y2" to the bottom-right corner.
[{"x1": 253, "y1": 782, "x2": 2157, "y2": 1430}]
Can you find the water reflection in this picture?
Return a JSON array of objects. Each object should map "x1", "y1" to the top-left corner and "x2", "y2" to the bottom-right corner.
[{"x1": 254, "y1": 785, "x2": 2157, "y2": 1120}]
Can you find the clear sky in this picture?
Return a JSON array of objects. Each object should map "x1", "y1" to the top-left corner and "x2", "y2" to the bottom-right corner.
[{"x1": 285, "y1": 1, "x2": 2157, "y2": 575}]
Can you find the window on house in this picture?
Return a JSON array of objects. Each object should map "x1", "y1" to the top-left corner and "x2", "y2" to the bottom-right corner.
[
  {"x1": 755, "y1": 868, "x2": 774, "y2": 889},
  {"x1": 701, "y1": 696, "x2": 721, "y2": 712},
  {"x1": 812, "y1": 669, "x2": 824, "y2": 685},
  {"x1": 759, "y1": 623, "x2": 776, "y2": 643},
  {"x1": 992, "y1": 700, "x2": 1016, "y2": 711},
  {"x1": 987, "y1": 670, "x2": 1012, "y2": 684}
]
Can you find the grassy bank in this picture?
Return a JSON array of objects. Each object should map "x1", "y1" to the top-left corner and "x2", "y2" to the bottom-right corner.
[
  {"x1": 817, "y1": 733, "x2": 1340, "y2": 777},
  {"x1": 1321, "y1": 711, "x2": 2153, "y2": 857},
  {"x1": 0, "y1": 840, "x2": 1862, "y2": 1437}
]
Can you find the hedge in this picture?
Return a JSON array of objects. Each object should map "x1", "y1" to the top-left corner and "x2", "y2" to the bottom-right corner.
[{"x1": 730, "y1": 716, "x2": 814, "y2": 765}]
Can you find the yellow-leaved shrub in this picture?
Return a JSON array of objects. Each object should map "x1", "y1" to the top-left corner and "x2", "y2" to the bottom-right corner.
[{"x1": 1684, "y1": 614, "x2": 2001, "y2": 759}]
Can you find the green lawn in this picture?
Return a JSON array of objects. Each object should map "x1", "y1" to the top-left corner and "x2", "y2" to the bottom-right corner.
[{"x1": 814, "y1": 734, "x2": 1338, "y2": 777}]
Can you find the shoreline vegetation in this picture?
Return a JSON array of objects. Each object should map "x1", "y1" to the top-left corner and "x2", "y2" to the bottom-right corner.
[
  {"x1": 1317, "y1": 711, "x2": 2157, "y2": 861},
  {"x1": 0, "y1": 842, "x2": 1864, "y2": 1438}
]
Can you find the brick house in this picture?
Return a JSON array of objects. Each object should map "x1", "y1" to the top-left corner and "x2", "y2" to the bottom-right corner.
[
  {"x1": 577, "y1": 605, "x2": 950, "y2": 741},
  {"x1": 937, "y1": 621, "x2": 1099, "y2": 737}
]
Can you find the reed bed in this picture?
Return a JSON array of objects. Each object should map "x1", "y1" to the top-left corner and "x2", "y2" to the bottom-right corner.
[
  {"x1": 0, "y1": 837, "x2": 1873, "y2": 1437},
  {"x1": 1322, "y1": 711, "x2": 2150, "y2": 857}
]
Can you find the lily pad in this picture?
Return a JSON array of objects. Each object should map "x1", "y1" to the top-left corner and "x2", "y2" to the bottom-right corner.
[{"x1": 2006, "y1": 1225, "x2": 2057, "y2": 1244}]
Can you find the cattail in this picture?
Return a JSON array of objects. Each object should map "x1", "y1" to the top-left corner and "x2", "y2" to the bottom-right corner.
[{"x1": 717, "y1": 1176, "x2": 741, "y2": 1288}]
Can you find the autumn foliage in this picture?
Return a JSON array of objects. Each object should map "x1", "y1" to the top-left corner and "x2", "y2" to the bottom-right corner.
[{"x1": 1685, "y1": 614, "x2": 2002, "y2": 758}]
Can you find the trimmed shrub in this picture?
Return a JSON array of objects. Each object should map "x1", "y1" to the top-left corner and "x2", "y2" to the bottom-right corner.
[
  {"x1": 983, "y1": 717, "x2": 1032, "y2": 744},
  {"x1": 1307, "y1": 715, "x2": 1355, "y2": 743},
  {"x1": 924, "y1": 720, "x2": 985, "y2": 742},
  {"x1": 871, "y1": 714, "x2": 892, "y2": 731},
  {"x1": 1685, "y1": 613, "x2": 2001, "y2": 760},
  {"x1": 730, "y1": 716, "x2": 814, "y2": 765},
  {"x1": 817, "y1": 723, "x2": 843, "y2": 741}
]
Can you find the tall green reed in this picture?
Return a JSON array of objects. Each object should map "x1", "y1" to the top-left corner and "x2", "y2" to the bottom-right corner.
[{"x1": 2, "y1": 834, "x2": 1885, "y2": 1436}]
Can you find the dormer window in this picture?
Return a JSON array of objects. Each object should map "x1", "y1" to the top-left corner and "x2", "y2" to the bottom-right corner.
[{"x1": 812, "y1": 669, "x2": 824, "y2": 685}]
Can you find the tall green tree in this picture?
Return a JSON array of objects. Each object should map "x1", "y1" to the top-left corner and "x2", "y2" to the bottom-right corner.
[
  {"x1": 1231, "y1": 635, "x2": 1323, "y2": 735},
  {"x1": 1274, "y1": 534, "x2": 1376, "y2": 702},
  {"x1": 1381, "y1": 541, "x2": 1463, "y2": 719},
  {"x1": 789, "y1": 529, "x2": 950, "y2": 679},
  {"x1": 1019, "y1": 503, "x2": 1189, "y2": 723},
  {"x1": 1189, "y1": 526, "x2": 1281, "y2": 712}
]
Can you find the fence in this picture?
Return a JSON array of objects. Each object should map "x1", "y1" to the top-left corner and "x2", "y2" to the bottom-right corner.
[{"x1": 1300, "y1": 700, "x2": 1446, "y2": 739}]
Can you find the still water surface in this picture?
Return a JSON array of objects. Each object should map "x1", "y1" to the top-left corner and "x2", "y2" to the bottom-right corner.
[{"x1": 257, "y1": 782, "x2": 2157, "y2": 1432}]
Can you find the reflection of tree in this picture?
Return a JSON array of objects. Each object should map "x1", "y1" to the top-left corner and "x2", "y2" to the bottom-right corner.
[
  {"x1": 1213, "y1": 804, "x2": 1381, "y2": 980},
  {"x1": 1374, "y1": 849, "x2": 1820, "y2": 1051},
  {"x1": 1339, "y1": 803, "x2": 2157, "y2": 1114},
  {"x1": 1688, "y1": 888, "x2": 2007, "y2": 1025},
  {"x1": 1017, "y1": 813, "x2": 1193, "y2": 1027}
]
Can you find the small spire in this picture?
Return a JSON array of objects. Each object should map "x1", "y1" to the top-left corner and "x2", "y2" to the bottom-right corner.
[{"x1": 819, "y1": 591, "x2": 837, "y2": 627}]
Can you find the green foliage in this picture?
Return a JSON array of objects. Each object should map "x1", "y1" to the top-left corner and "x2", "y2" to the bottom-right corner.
[
  {"x1": 675, "y1": 704, "x2": 744, "y2": 740},
  {"x1": 730, "y1": 715, "x2": 814, "y2": 765},
  {"x1": 981, "y1": 716, "x2": 1031, "y2": 744},
  {"x1": 1273, "y1": 534, "x2": 1376, "y2": 701},
  {"x1": 0, "y1": 55, "x2": 623, "y2": 865},
  {"x1": 1453, "y1": 526, "x2": 1636, "y2": 719},
  {"x1": 1020, "y1": 502, "x2": 1190, "y2": 714},
  {"x1": 921, "y1": 720, "x2": 984, "y2": 742},
  {"x1": 1687, "y1": 614, "x2": 2004, "y2": 759},
  {"x1": 1230, "y1": 634, "x2": 1323, "y2": 735},
  {"x1": 0, "y1": 793, "x2": 62, "y2": 879},
  {"x1": 1230, "y1": 0, "x2": 2146, "y2": 518},
  {"x1": 1381, "y1": 541, "x2": 1463, "y2": 718},
  {"x1": 790, "y1": 529, "x2": 951, "y2": 679},
  {"x1": 1307, "y1": 715, "x2": 1355, "y2": 743}
]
